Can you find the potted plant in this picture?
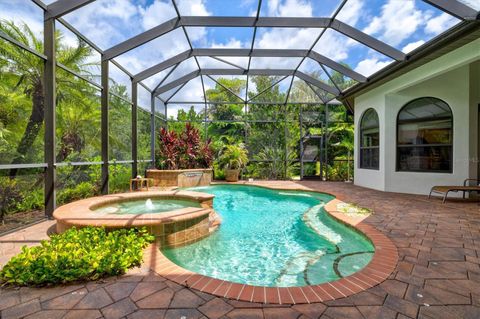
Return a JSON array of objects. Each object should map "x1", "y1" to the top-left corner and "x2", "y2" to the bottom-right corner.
[{"x1": 219, "y1": 144, "x2": 248, "y2": 182}]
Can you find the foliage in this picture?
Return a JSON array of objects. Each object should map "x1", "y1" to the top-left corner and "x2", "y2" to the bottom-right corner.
[
  {"x1": 219, "y1": 144, "x2": 249, "y2": 170},
  {"x1": 205, "y1": 78, "x2": 246, "y2": 139},
  {"x1": 0, "y1": 178, "x2": 22, "y2": 224},
  {"x1": 156, "y1": 127, "x2": 179, "y2": 169},
  {"x1": 179, "y1": 122, "x2": 202, "y2": 168},
  {"x1": 109, "y1": 164, "x2": 132, "y2": 194},
  {"x1": 250, "y1": 146, "x2": 299, "y2": 179},
  {"x1": 0, "y1": 20, "x2": 146, "y2": 221},
  {"x1": 167, "y1": 107, "x2": 204, "y2": 136},
  {"x1": 0, "y1": 20, "x2": 96, "y2": 171},
  {"x1": 198, "y1": 138, "x2": 214, "y2": 169},
  {"x1": 14, "y1": 188, "x2": 43, "y2": 213},
  {"x1": 326, "y1": 160, "x2": 354, "y2": 181},
  {"x1": 156, "y1": 123, "x2": 213, "y2": 170},
  {"x1": 57, "y1": 182, "x2": 95, "y2": 205},
  {"x1": 0, "y1": 227, "x2": 154, "y2": 286}
]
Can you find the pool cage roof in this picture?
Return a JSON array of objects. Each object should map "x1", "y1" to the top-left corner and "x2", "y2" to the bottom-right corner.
[
  {"x1": 1, "y1": 0, "x2": 479, "y2": 216},
  {"x1": 3, "y1": 0, "x2": 479, "y2": 109}
]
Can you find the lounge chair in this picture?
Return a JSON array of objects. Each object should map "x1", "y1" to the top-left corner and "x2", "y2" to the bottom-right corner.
[{"x1": 428, "y1": 179, "x2": 480, "y2": 203}]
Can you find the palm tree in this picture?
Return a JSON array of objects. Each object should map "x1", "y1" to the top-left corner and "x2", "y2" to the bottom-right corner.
[{"x1": 0, "y1": 20, "x2": 94, "y2": 176}]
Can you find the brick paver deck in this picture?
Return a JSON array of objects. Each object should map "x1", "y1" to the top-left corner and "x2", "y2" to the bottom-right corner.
[{"x1": 1, "y1": 181, "x2": 479, "y2": 319}]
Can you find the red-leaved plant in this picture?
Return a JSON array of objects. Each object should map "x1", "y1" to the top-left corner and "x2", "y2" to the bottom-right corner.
[
  {"x1": 156, "y1": 123, "x2": 213, "y2": 169},
  {"x1": 157, "y1": 127, "x2": 179, "y2": 169}
]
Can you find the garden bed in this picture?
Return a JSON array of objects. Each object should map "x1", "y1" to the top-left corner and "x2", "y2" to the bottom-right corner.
[{"x1": 0, "y1": 210, "x2": 45, "y2": 235}]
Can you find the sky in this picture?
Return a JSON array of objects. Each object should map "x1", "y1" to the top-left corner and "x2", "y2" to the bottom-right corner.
[{"x1": 1, "y1": 0, "x2": 476, "y2": 114}]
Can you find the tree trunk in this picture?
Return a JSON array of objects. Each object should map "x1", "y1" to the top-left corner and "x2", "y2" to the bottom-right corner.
[
  {"x1": 9, "y1": 80, "x2": 45, "y2": 177},
  {"x1": 56, "y1": 132, "x2": 84, "y2": 163}
]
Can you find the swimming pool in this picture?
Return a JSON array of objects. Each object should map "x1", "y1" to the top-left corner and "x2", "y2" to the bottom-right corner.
[{"x1": 162, "y1": 185, "x2": 374, "y2": 287}]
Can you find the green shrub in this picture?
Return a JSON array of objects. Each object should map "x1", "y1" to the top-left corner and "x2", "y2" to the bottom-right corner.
[
  {"x1": 15, "y1": 188, "x2": 43, "y2": 212},
  {"x1": 109, "y1": 163, "x2": 132, "y2": 193},
  {"x1": 57, "y1": 182, "x2": 96, "y2": 205},
  {"x1": 0, "y1": 227, "x2": 155, "y2": 286},
  {"x1": 213, "y1": 162, "x2": 225, "y2": 180}
]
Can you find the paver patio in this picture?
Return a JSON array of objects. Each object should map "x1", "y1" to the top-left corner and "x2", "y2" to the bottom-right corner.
[{"x1": 1, "y1": 181, "x2": 479, "y2": 319}]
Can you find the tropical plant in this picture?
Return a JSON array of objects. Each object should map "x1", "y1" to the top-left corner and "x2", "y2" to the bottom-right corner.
[
  {"x1": 156, "y1": 123, "x2": 213, "y2": 170},
  {"x1": 205, "y1": 78, "x2": 246, "y2": 139},
  {"x1": 198, "y1": 138, "x2": 213, "y2": 168},
  {"x1": 0, "y1": 227, "x2": 155, "y2": 286},
  {"x1": 219, "y1": 144, "x2": 249, "y2": 170},
  {"x1": 251, "y1": 146, "x2": 299, "y2": 180},
  {"x1": 178, "y1": 122, "x2": 201, "y2": 168},
  {"x1": 157, "y1": 127, "x2": 179, "y2": 169},
  {"x1": 0, "y1": 20, "x2": 95, "y2": 176}
]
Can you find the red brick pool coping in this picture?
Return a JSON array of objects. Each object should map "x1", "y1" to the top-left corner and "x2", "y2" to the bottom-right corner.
[{"x1": 142, "y1": 185, "x2": 399, "y2": 304}]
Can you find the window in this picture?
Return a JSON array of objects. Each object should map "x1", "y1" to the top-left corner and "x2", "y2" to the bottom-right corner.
[
  {"x1": 359, "y1": 108, "x2": 380, "y2": 169},
  {"x1": 397, "y1": 97, "x2": 453, "y2": 172}
]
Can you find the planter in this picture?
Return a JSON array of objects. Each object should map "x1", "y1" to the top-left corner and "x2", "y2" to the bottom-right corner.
[
  {"x1": 225, "y1": 169, "x2": 240, "y2": 182},
  {"x1": 146, "y1": 168, "x2": 212, "y2": 188}
]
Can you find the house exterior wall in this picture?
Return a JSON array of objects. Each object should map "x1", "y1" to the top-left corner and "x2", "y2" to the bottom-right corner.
[{"x1": 354, "y1": 38, "x2": 480, "y2": 195}]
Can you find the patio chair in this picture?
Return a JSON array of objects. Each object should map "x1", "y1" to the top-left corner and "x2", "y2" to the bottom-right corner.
[{"x1": 428, "y1": 179, "x2": 480, "y2": 203}]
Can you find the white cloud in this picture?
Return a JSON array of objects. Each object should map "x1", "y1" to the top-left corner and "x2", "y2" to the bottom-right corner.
[
  {"x1": 115, "y1": 28, "x2": 191, "y2": 74},
  {"x1": 140, "y1": 1, "x2": 177, "y2": 30},
  {"x1": 266, "y1": 0, "x2": 312, "y2": 17},
  {"x1": 245, "y1": 0, "x2": 319, "y2": 69},
  {"x1": 0, "y1": 0, "x2": 44, "y2": 41},
  {"x1": 250, "y1": 57, "x2": 303, "y2": 69},
  {"x1": 95, "y1": 0, "x2": 138, "y2": 21},
  {"x1": 354, "y1": 58, "x2": 392, "y2": 77},
  {"x1": 211, "y1": 38, "x2": 245, "y2": 49},
  {"x1": 336, "y1": 0, "x2": 364, "y2": 27},
  {"x1": 255, "y1": 27, "x2": 320, "y2": 50},
  {"x1": 142, "y1": 66, "x2": 176, "y2": 89},
  {"x1": 402, "y1": 40, "x2": 425, "y2": 53},
  {"x1": 60, "y1": 0, "x2": 141, "y2": 49},
  {"x1": 313, "y1": 29, "x2": 350, "y2": 61},
  {"x1": 425, "y1": 13, "x2": 459, "y2": 36},
  {"x1": 167, "y1": 77, "x2": 204, "y2": 102},
  {"x1": 175, "y1": 0, "x2": 210, "y2": 41},
  {"x1": 363, "y1": 0, "x2": 426, "y2": 47},
  {"x1": 177, "y1": 0, "x2": 210, "y2": 16},
  {"x1": 141, "y1": 0, "x2": 210, "y2": 42}
]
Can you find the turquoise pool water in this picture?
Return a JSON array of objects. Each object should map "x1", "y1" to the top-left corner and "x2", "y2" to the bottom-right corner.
[
  {"x1": 93, "y1": 199, "x2": 200, "y2": 215},
  {"x1": 162, "y1": 185, "x2": 374, "y2": 287}
]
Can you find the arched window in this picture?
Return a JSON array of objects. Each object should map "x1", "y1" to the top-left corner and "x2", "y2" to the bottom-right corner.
[
  {"x1": 397, "y1": 97, "x2": 453, "y2": 172},
  {"x1": 360, "y1": 108, "x2": 380, "y2": 169}
]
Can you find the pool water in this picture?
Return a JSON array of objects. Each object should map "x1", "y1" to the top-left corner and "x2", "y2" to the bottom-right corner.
[
  {"x1": 93, "y1": 199, "x2": 201, "y2": 215},
  {"x1": 162, "y1": 185, "x2": 374, "y2": 287}
]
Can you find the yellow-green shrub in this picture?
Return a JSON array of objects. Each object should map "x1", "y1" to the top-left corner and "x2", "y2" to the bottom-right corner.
[{"x1": 0, "y1": 227, "x2": 154, "y2": 286}]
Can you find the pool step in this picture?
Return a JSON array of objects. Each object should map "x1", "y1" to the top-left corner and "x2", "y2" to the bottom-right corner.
[
  {"x1": 303, "y1": 205, "x2": 342, "y2": 245},
  {"x1": 276, "y1": 250, "x2": 325, "y2": 286},
  {"x1": 209, "y1": 210, "x2": 222, "y2": 233}
]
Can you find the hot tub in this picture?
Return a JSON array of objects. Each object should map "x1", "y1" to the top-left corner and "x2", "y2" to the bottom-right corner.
[{"x1": 53, "y1": 190, "x2": 220, "y2": 248}]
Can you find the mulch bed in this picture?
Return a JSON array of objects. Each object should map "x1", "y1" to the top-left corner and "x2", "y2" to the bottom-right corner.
[{"x1": 0, "y1": 210, "x2": 45, "y2": 235}]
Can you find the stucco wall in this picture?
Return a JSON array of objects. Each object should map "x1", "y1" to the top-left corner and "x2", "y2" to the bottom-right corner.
[{"x1": 354, "y1": 38, "x2": 480, "y2": 195}]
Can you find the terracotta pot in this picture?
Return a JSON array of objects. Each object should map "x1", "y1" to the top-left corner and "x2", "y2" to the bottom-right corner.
[{"x1": 225, "y1": 169, "x2": 240, "y2": 182}]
